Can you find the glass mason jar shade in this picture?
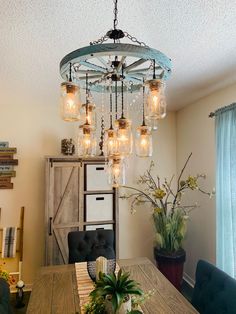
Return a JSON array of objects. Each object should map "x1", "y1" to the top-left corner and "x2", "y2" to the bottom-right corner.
[
  {"x1": 80, "y1": 102, "x2": 96, "y2": 129},
  {"x1": 60, "y1": 82, "x2": 81, "y2": 121},
  {"x1": 78, "y1": 124, "x2": 96, "y2": 157},
  {"x1": 135, "y1": 125, "x2": 153, "y2": 157},
  {"x1": 104, "y1": 128, "x2": 118, "y2": 158},
  {"x1": 115, "y1": 118, "x2": 133, "y2": 156},
  {"x1": 147, "y1": 118, "x2": 158, "y2": 131},
  {"x1": 108, "y1": 154, "x2": 126, "y2": 187},
  {"x1": 146, "y1": 80, "x2": 166, "y2": 120}
]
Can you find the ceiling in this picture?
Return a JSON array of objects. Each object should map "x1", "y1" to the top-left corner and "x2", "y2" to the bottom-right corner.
[{"x1": 1, "y1": 0, "x2": 236, "y2": 111}]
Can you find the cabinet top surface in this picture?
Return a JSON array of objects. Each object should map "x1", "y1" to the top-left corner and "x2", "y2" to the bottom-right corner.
[{"x1": 45, "y1": 155, "x2": 106, "y2": 162}]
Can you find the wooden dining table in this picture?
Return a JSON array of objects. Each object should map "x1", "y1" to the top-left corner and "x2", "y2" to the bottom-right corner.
[{"x1": 27, "y1": 257, "x2": 199, "y2": 314}]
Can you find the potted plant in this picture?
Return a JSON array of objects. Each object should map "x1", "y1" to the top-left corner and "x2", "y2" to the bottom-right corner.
[
  {"x1": 121, "y1": 153, "x2": 214, "y2": 290},
  {"x1": 0, "y1": 262, "x2": 16, "y2": 286},
  {"x1": 86, "y1": 269, "x2": 143, "y2": 314},
  {"x1": 0, "y1": 263, "x2": 16, "y2": 313}
]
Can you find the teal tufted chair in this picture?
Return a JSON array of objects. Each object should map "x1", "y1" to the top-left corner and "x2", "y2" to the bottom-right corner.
[
  {"x1": 0, "y1": 278, "x2": 12, "y2": 314},
  {"x1": 192, "y1": 260, "x2": 236, "y2": 314}
]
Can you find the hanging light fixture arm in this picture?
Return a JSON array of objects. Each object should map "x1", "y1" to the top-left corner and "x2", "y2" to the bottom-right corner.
[
  {"x1": 142, "y1": 79, "x2": 146, "y2": 126},
  {"x1": 153, "y1": 59, "x2": 156, "y2": 79},
  {"x1": 121, "y1": 64, "x2": 124, "y2": 119},
  {"x1": 69, "y1": 62, "x2": 72, "y2": 82},
  {"x1": 115, "y1": 80, "x2": 118, "y2": 119},
  {"x1": 85, "y1": 72, "x2": 89, "y2": 125},
  {"x1": 109, "y1": 85, "x2": 113, "y2": 129}
]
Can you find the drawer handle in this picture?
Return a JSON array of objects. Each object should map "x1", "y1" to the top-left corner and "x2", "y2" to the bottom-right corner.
[
  {"x1": 96, "y1": 228, "x2": 104, "y2": 230},
  {"x1": 96, "y1": 197, "x2": 104, "y2": 201},
  {"x1": 96, "y1": 167, "x2": 104, "y2": 171},
  {"x1": 49, "y1": 217, "x2": 52, "y2": 236}
]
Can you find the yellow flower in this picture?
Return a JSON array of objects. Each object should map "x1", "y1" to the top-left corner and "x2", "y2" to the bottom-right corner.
[
  {"x1": 0, "y1": 264, "x2": 16, "y2": 285},
  {"x1": 153, "y1": 188, "x2": 166, "y2": 199},
  {"x1": 186, "y1": 176, "x2": 198, "y2": 190},
  {"x1": 154, "y1": 207, "x2": 162, "y2": 214}
]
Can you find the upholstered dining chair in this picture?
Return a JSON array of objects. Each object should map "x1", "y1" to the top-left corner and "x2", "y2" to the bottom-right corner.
[
  {"x1": 192, "y1": 259, "x2": 236, "y2": 314},
  {"x1": 0, "y1": 278, "x2": 13, "y2": 314},
  {"x1": 68, "y1": 229, "x2": 115, "y2": 264}
]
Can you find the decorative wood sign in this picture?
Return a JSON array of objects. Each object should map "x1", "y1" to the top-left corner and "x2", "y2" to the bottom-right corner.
[{"x1": 0, "y1": 142, "x2": 18, "y2": 189}]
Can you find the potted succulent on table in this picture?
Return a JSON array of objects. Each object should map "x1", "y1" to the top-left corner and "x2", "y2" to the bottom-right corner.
[
  {"x1": 121, "y1": 153, "x2": 214, "y2": 290},
  {"x1": 85, "y1": 269, "x2": 143, "y2": 314}
]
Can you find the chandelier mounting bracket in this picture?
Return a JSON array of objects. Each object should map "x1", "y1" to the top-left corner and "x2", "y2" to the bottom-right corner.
[{"x1": 106, "y1": 29, "x2": 125, "y2": 40}]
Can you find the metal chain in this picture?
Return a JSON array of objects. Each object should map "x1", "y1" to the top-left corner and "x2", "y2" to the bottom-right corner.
[
  {"x1": 90, "y1": 34, "x2": 109, "y2": 45},
  {"x1": 90, "y1": 32, "x2": 148, "y2": 48},
  {"x1": 113, "y1": 0, "x2": 118, "y2": 30},
  {"x1": 123, "y1": 31, "x2": 149, "y2": 48},
  {"x1": 99, "y1": 115, "x2": 105, "y2": 156}
]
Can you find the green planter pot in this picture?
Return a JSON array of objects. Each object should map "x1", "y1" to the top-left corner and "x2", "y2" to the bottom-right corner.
[{"x1": 154, "y1": 247, "x2": 186, "y2": 291}]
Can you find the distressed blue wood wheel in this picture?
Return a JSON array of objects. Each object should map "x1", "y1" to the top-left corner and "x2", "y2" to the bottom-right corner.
[{"x1": 60, "y1": 43, "x2": 172, "y2": 93}]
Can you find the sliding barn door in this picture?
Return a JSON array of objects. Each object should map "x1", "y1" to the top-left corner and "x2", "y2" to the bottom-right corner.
[{"x1": 45, "y1": 161, "x2": 82, "y2": 265}]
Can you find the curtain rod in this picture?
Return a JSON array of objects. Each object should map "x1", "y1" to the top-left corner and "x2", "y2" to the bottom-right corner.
[
  {"x1": 209, "y1": 103, "x2": 236, "y2": 118},
  {"x1": 209, "y1": 112, "x2": 215, "y2": 118}
]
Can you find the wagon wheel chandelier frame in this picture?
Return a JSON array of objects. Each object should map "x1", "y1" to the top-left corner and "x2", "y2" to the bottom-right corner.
[{"x1": 60, "y1": 0, "x2": 172, "y2": 94}]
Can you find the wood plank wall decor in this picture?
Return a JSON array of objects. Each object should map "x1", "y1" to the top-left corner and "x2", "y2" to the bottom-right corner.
[{"x1": 0, "y1": 142, "x2": 18, "y2": 189}]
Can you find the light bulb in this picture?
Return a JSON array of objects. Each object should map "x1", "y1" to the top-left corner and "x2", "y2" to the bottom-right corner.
[
  {"x1": 146, "y1": 80, "x2": 166, "y2": 120},
  {"x1": 115, "y1": 117, "x2": 133, "y2": 156},
  {"x1": 83, "y1": 134, "x2": 91, "y2": 148},
  {"x1": 80, "y1": 102, "x2": 96, "y2": 129},
  {"x1": 118, "y1": 129, "x2": 129, "y2": 142},
  {"x1": 140, "y1": 136, "x2": 148, "y2": 147},
  {"x1": 60, "y1": 82, "x2": 81, "y2": 121},
  {"x1": 104, "y1": 128, "x2": 118, "y2": 157},
  {"x1": 135, "y1": 125, "x2": 153, "y2": 157},
  {"x1": 108, "y1": 154, "x2": 126, "y2": 187},
  {"x1": 78, "y1": 124, "x2": 96, "y2": 157}
]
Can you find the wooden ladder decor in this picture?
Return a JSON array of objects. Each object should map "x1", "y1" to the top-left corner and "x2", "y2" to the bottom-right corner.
[{"x1": 0, "y1": 206, "x2": 25, "y2": 281}]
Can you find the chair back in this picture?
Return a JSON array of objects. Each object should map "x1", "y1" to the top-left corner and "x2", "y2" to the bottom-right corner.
[
  {"x1": 0, "y1": 278, "x2": 13, "y2": 314},
  {"x1": 192, "y1": 260, "x2": 236, "y2": 314},
  {"x1": 68, "y1": 229, "x2": 115, "y2": 264}
]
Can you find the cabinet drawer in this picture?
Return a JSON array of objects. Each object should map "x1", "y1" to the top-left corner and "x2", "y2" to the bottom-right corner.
[
  {"x1": 86, "y1": 164, "x2": 112, "y2": 191},
  {"x1": 86, "y1": 194, "x2": 113, "y2": 222},
  {"x1": 85, "y1": 224, "x2": 113, "y2": 231}
]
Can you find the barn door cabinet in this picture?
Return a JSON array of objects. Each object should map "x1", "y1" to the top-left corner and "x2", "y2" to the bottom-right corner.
[{"x1": 44, "y1": 156, "x2": 119, "y2": 265}]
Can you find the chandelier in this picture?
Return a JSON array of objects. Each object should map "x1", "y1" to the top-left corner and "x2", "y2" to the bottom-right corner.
[{"x1": 59, "y1": 0, "x2": 172, "y2": 187}]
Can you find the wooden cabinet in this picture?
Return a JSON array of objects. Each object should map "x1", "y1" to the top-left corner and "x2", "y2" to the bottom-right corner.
[{"x1": 44, "y1": 156, "x2": 119, "y2": 266}]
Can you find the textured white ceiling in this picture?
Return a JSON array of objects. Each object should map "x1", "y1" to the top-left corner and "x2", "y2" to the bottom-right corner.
[{"x1": 0, "y1": 0, "x2": 236, "y2": 110}]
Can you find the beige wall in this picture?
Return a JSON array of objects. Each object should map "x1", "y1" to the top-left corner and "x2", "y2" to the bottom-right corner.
[
  {"x1": 176, "y1": 82, "x2": 236, "y2": 283},
  {"x1": 0, "y1": 79, "x2": 177, "y2": 285},
  {"x1": 0, "y1": 85, "x2": 74, "y2": 284}
]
